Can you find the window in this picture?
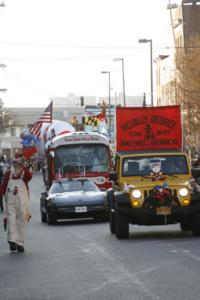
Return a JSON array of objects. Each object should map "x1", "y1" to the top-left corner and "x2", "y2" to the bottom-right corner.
[
  {"x1": 122, "y1": 155, "x2": 188, "y2": 176},
  {"x1": 55, "y1": 144, "x2": 109, "y2": 174},
  {"x1": 11, "y1": 127, "x2": 16, "y2": 137},
  {"x1": 50, "y1": 180, "x2": 99, "y2": 194}
]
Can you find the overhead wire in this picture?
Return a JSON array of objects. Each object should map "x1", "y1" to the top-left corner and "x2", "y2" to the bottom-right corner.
[
  {"x1": 0, "y1": 40, "x2": 174, "y2": 49},
  {"x1": 2, "y1": 40, "x2": 198, "y2": 50},
  {"x1": 3, "y1": 69, "x2": 54, "y2": 96},
  {"x1": 0, "y1": 40, "x2": 200, "y2": 50}
]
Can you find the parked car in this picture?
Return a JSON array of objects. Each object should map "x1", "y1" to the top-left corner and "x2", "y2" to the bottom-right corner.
[{"x1": 40, "y1": 178, "x2": 108, "y2": 224}]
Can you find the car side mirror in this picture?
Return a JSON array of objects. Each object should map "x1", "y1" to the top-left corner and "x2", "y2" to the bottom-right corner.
[{"x1": 41, "y1": 191, "x2": 48, "y2": 197}]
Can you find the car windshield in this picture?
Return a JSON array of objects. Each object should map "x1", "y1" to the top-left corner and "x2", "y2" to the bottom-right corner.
[
  {"x1": 50, "y1": 180, "x2": 100, "y2": 194},
  {"x1": 55, "y1": 144, "x2": 109, "y2": 174},
  {"x1": 122, "y1": 155, "x2": 188, "y2": 176}
]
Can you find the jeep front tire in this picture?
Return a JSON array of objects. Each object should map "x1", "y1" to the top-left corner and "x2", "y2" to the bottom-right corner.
[
  {"x1": 109, "y1": 210, "x2": 115, "y2": 234},
  {"x1": 192, "y1": 212, "x2": 200, "y2": 236},
  {"x1": 115, "y1": 210, "x2": 129, "y2": 239}
]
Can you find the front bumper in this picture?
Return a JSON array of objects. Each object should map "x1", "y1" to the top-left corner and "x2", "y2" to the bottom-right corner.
[
  {"x1": 48, "y1": 205, "x2": 108, "y2": 219},
  {"x1": 115, "y1": 205, "x2": 200, "y2": 225}
]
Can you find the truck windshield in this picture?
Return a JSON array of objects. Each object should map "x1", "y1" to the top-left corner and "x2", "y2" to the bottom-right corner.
[
  {"x1": 55, "y1": 144, "x2": 109, "y2": 174},
  {"x1": 122, "y1": 155, "x2": 188, "y2": 176}
]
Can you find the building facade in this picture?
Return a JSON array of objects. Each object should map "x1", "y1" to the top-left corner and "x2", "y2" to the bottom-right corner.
[
  {"x1": 155, "y1": 0, "x2": 200, "y2": 107},
  {"x1": 0, "y1": 93, "x2": 144, "y2": 157},
  {"x1": 155, "y1": 0, "x2": 200, "y2": 151}
]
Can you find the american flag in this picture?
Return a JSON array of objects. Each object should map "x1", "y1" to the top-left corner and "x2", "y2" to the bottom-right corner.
[{"x1": 30, "y1": 101, "x2": 53, "y2": 138}]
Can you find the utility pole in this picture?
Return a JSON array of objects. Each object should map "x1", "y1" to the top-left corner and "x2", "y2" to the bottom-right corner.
[
  {"x1": 101, "y1": 71, "x2": 111, "y2": 136},
  {"x1": 138, "y1": 39, "x2": 153, "y2": 106}
]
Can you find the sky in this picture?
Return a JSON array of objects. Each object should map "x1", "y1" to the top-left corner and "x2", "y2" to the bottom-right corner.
[{"x1": 0, "y1": 0, "x2": 182, "y2": 107}]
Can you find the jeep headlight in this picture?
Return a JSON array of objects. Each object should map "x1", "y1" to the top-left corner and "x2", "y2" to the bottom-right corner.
[
  {"x1": 131, "y1": 189, "x2": 142, "y2": 199},
  {"x1": 179, "y1": 188, "x2": 189, "y2": 197}
]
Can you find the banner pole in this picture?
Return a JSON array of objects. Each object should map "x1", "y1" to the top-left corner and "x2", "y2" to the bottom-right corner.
[{"x1": 181, "y1": 102, "x2": 184, "y2": 151}]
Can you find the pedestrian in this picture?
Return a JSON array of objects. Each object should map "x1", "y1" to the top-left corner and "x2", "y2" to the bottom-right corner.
[
  {"x1": 0, "y1": 159, "x2": 4, "y2": 212},
  {"x1": 0, "y1": 156, "x2": 32, "y2": 252}
]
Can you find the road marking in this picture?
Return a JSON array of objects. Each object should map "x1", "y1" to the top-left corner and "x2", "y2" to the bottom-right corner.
[
  {"x1": 81, "y1": 248, "x2": 91, "y2": 253},
  {"x1": 182, "y1": 249, "x2": 190, "y2": 253},
  {"x1": 183, "y1": 252, "x2": 200, "y2": 261},
  {"x1": 76, "y1": 240, "x2": 164, "y2": 300},
  {"x1": 170, "y1": 249, "x2": 191, "y2": 254}
]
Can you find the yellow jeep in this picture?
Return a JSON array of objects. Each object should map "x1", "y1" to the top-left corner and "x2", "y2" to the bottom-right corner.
[{"x1": 108, "y1": 150, "x2": 200, "y2": 239}]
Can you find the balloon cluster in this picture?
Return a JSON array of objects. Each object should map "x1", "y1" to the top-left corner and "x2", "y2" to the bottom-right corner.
[
  {"x1": 20, "y1": 129, "x2": 41, "y2": 159},
  {"x1": 20, "y1": 129, "x2": 40, "y2": 148},
  {"x1": 20, "y1": 121, "x2": 75, "y2": 158}
]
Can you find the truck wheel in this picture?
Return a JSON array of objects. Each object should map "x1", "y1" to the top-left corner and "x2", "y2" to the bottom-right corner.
[
  {"x1": 115, "y1": 210, "x2": 129, "y2": 239},
  {"x1": 47, "y1": 211, "x2": 57, "y2": 225},
  {"x1": 192, "y1": 213, "x2": 200, "y2": 236},
  {"x1": 109, "y1": 210, "x2": 115, "y2": 234},
  {"x1": 180, "y1": 218, "x2": 192, "y2": 231}
]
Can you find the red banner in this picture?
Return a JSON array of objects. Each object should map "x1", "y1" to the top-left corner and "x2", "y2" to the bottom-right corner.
[{"x1": 116, "y1": 106, "x2": 182, "y2": 152}]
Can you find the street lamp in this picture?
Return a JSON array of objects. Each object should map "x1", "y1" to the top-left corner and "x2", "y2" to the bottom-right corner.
[
  {"x1": 0, "y1": 64, "x2": 7, "y2": 93},
  {"x1": 113, "y1": 58, "x2": 126, "y2": 107},
  {"x1": 138, "y1": 38, "x2": 153, "y2": 107},
  {"x1": 167, "y1": 3, "x2": 178, "y2": 9},
  {"x1": 101, "y1": 71, "x2": 111, "y2": 135},
  {"x1": 167, "y1": 1, "x2": 178, "y2": 46}
]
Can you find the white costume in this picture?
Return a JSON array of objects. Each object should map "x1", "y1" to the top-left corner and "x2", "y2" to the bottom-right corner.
[{"x1": 5, "y1": 168, "x2": 30, "y2": 247}]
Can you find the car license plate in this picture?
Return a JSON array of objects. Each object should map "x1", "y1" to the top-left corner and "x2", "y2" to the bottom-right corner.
[
  {"x1": 156, "y1": 206, "x2": 171, "y2": 215},
  {"x1": 75, "y1": 206, "x2": 87, "y2": 213}
]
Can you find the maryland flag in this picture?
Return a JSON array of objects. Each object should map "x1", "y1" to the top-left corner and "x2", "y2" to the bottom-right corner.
[
  {"x1": 82, "y1": 116, "x2": 98, "y2": 127},
  {"x1": 82, "y1": 101, "x2": 107, "y2": 126}
]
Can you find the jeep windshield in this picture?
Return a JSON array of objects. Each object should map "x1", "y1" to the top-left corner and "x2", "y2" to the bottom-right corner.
[{"x1": 122, "y1": 155, "x2": 189, "y2": 177}]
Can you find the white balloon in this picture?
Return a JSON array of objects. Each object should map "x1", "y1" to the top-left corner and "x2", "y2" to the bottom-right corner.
[
  {"x1": 40, "y1": 122, "x2": 52, "y2": 142},
  {"x1": 46, "y1": 120, "x2": 75, "y2": 141}
]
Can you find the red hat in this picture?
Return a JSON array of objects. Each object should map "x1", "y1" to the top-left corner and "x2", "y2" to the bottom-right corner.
[{"x1": 15, "y1": 152, "x2": 23, "y2": 159}]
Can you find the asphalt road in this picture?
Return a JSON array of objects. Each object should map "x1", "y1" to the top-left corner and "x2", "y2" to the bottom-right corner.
[{"x1": 1, "y1": 173, "x2": 200, "y2": 300}]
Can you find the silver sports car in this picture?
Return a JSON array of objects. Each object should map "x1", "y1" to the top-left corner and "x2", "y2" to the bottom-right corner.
[{"x1": 40, "y1": 178, "x2": 108, "y2": 225}]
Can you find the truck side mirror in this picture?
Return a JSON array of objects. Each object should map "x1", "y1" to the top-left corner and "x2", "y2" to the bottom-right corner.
[
  {"x1": 191, "y1": 168, "x2": 200, "y2": 178},
  {"x1": 49, "y1": 151, "x2": 54, "y2": 158},
  {"x1": 110, "y1": 171, "x2": 117, "y2": 183}
]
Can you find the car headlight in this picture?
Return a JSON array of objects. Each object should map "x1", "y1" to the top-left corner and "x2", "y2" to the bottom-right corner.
[
  {"x1": 95, "y1": 176, "x2": 106, "y2": 185},
  {"x1": 47, "y1": 197, "x2": 54, "y2": 206},
  {"x1": 179, "y1": 188, "x2": 189, "y2": 197},
  {"x1": 131, "y1": 189, "x2": 142, "y2": 199}
]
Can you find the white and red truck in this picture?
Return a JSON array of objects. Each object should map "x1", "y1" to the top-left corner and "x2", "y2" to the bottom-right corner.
[{"x1": 43, "y1": 131, "x2": 113, "y2": 190}]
